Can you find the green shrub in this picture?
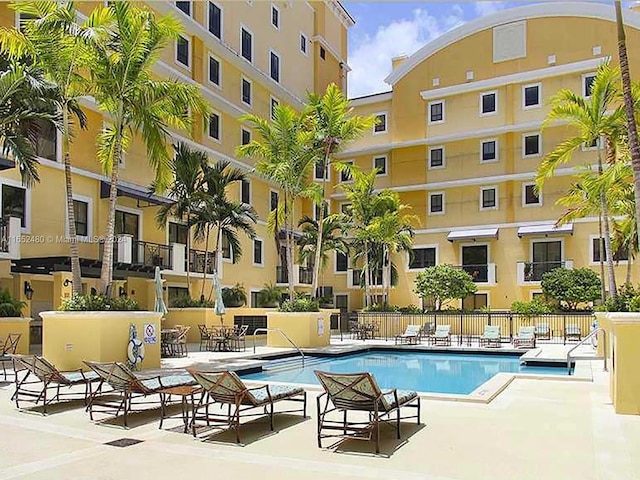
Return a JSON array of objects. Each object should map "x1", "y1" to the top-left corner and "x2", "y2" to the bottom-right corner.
[
  {"x1": 279, "y1": 297, "x2": 319, "y2": 312},
  {"x1": 363, "y1": 303, "x2": 398, "y2": 312},
  {"x1": 599, "y1": 284, "x2": 640, "y2": 312},
  {"x1": 398, "y1": 304, "x2": 423, "y2": 314},
  {"x1": 511, "y1": 299, "x2": 554, "y2": 315},
  {"x1": 60, "y1": 293, "x2": 141, "y2": 311},
  {"x1": 541, "y1": 268, "x2": 601, "y2": 310},
  {"x1": 414, "y1": 265, "x2": 477, "y2": 311},
  {"x1": 0, "y1": 288, "x2": 26, "y2": 317},
  {"x1": 169, "y1": 295, "x2": 215, "y2": 308},
  {"x1": 222, "y1": 283, "x2": 247, "y2": 307},
  {"x1": 258, "y1": 283, "x2": 282, "y2": 307}
]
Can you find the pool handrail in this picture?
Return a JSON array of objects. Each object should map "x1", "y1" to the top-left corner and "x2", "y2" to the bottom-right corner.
[
  {"x1": 566, "y1": 327, "x2": 606, "y2": 375},
  {"x1": 252, "y1": 328, "x2": 304, "y2": 367}
]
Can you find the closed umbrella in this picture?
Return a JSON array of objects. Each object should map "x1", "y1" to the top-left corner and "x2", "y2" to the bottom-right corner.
[
  {"x1": 154, "y1": 266, "x2": 168, "y2": 317},
  {"x1": 212, "y1": 272, "x2": 225, "y2": 322}
]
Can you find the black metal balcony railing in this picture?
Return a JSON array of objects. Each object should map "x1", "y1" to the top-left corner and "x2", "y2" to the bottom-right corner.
[
  {"x1": 523, "y1": 261, "x2": 564, "y2": 282},
  {"x1": 276, "y1": 265, "x2": 313, "y2": 285},
  {"x1": 0, "y1": 218, "x2": 9, "y2": 253},
  {"x1": 456, "y1": 264, "x2": 489, "y2": 283},
  {"x1": 133, "y1": 240, "x2": 172, "y2": 269},
  {"x1": 189, "y1": 249, "x2": 216, "y2": 274}
]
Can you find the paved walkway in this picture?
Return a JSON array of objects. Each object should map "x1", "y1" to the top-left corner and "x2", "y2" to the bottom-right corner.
[{"x1": 1, "y1": 359, "x2": 639, "y2": 480}]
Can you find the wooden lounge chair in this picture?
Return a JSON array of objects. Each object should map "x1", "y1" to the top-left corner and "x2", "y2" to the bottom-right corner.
[
  {"x1": 513, "y1": 326, "x2": 536, "y2": 349},
  {"x1": 84, "y1": 360, "x2": 195, "y2": 427},
  {"x1": 430, "y1": 325, "x2": 451, "y2": 346},
  {"x1": 480, "y1": 325, "x2": 501, "y2": 348},
  {"x1": 11, "y1": 354, "x2": 100, "y2": 413},
  {"x1": 565, "y1": 324, "x2": 582, "y2": 344},
  {"x1": 314, "y1": 370, "x2": 421, "y2": 454},
  {"x1": 535, "y1": 323, "x2": 550, "y2": 341},
  {"x1": 394, "y1": 325, "x2": 421, "y2": 345},
  {"x1": 187, "y1": 369, "x2": 307, "y2": 443},
  {"x1": 0, "y1": 333, "x2": 21, "y2": 381}
]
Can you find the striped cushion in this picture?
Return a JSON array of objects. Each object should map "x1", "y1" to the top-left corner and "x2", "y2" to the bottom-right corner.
[
  {"x1": 140, "y1": 374, "x2": 196, "y2": 391},
  {"x1": 59, "y1": 371, "x2": 99, "y2": 383},
  {"x1": 382, "y1": 389, "x2": 418, "y2": 410},
  {"x1": 248, "y1": 384, "x2": 304, "y2": 405}
]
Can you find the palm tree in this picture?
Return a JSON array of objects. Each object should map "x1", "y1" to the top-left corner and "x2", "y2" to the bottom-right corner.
[
  {"x1": 615, "y1": 0, "x2": 640, "y2": 256},
  {"x1": 87, "y1": 2, "x2": 208, "y2": 294},
  {"x1": 237, "y1": 104, "x2": 320, "y2": 300},
  {"x1": 0, "y1": 52, "x2": 60, "y2": 186},
  {"x1": 195, "y1": 160, "x2": 257, "y2": 300},
  {"x1": 537, "y1": 62, "x2": 624, "y2": 300},
  {"x1": 0, "y1": 2, "x2": 103, "y2": 294},
  {"x1": 304, "y1": 84, "x2": 374, "y2": 298},
  {"x1": 297, "y1": 213, "x2": 349, "y2": 290},
  {"x1": 155, "y1": 143, "x2": 207, "y2": 297}
]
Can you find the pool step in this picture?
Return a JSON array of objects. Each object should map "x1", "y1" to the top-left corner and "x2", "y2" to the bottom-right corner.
[{"x1": 262, "y1": 356, "x2": 327, "y2": 372}]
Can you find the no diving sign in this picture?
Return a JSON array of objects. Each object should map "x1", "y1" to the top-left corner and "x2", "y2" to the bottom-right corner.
[{"x1": 144, "y1": 324, "x2": 157, "y2": 344}]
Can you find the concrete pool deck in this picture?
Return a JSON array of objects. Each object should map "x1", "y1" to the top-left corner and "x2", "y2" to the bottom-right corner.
[{"x1": 1, "y1": 359, "x2": 639, "y2": 480}]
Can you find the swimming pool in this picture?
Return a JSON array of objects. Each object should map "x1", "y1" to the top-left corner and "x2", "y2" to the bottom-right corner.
[{"x1": 242, "y1": 351, "x2": 566, "y2": 395}]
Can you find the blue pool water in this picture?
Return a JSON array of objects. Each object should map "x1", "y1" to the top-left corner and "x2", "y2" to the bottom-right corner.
[{"x1": 242, "y1": 352, "x2": 566, "y2": 395}]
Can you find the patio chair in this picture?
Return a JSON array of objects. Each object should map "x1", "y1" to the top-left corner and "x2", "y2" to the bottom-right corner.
[
  {"x1": 11, "y1": 354, "x2": 100, "y2": 414},
  {"x1": 165, "y1": 326, "x2": 190, "y2": 357},
  {"x1": 394, "y1": 325, "x2": 421, "y2": 345},
  {"x1": 431, "y1": 325, "x2": 451, "y2": 346},
  {"x1": 314, "y1": 370, "x2": 421, "y2": 454},
  {"x1": 513, "y1": 326, "x2": 536, "y2": 349},
  {"x1": 0, "y1": 333, "x2": 21, "y2": 381},
  {"x1": 535, "y1": 323, "x2": 551, "y2": 341},
  {"x1": 198, "y1": 324, "x2": 212, "y2": 351},
  {"x1": 565, "y1": 324, "x2": 582, "y2": 344},
  {"x1": 229, "y1": 325, "x2": 249, "y2": 352},
  {"x1": 84, "y1": 360, "x2": 195, "y2": 427},
  {"x1": 187, "y1": 369, "x2": 307, "y2": 443},
  {"x1": 480, "y1": 325, "x2": 501, "y2": 348},
  {"x1": 421, "y1": 322, "x2": 435, "y2": 337}
]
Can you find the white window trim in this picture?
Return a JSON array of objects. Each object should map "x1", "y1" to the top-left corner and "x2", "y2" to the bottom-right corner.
[
  {"x1": 166, "y1": 217, "x2": 188, "y2": 246},
  {"x1": 271, "y1": 3, "x2": 280, "y2": 30},
  {"x1": 589, "y1": 234, "x2": 629, "y2": 265},
  {"x1": 428, "y1": 145, "x2": 446, "y2": 170},
  {"x1": 339, "y1": 202, "x2": 351, "y2": 214},
  {"x1": 175, "y1": 34, "x2": 191, "y2": 70},
  {"x1": 240, "y1": 24, "x2": 254, "y2": 64},
  {"x1": 334, "y1": 250, "x2": 349, "y2": 274},
  {"x1": 207, "y1": 54, "x2": 222, "y2": 88},
  {"x1": 428, "y1": 191, "x2": 445, "y2": 216},
  {"x1": 175, "y1": 1, "x2": 192, "y2": 17},
  {"x1": 479, "y1": 186, "x2": 499, "y2": 211},
  {"x1": 240, "y1": 126, "x2": 252, "y2": 146},
  {"x1": 373, "y1": 111, "x2": 388, "y2": 135},
  {"x1": 479, "y1": 90, "x2": 498, "y2": 117},
  {"x1": 522, "y1": 82, "x2": 542, "y2": 110},
  {"x1": 240, "y1": 178, "x2": 252, "y2": 205},
  {"x1": 249, "y1": 288, "x2": 261, "y2": 308},
  {"x1": 269, "y1": 49, "x2": 281, "y2": 83},
  {"x1": 428, "y1": 100, "x2": 445, "y2": 125},
  {"x1": 530, "y1": 290, "x2": 544, "y2": 301},
  {"x1": 269, "y1": 189, "x2": 279, "y2": 211},
  {"x1": 480, "y1": 138, "x2": 498, "y2": 164},
  {"x1": 522, "y1": 132, "x2": 542, "y2": 158},
  {"x1": 465, "y1": 291, "x2": 491, "y2": 309},
  {"x1": 340, "y1": 160, "x2": 354, "y2": 183},
  {"x1": 241, "y1": 76, "x2": 252, "y2": 107},
  {"x1": 253, "y1": 237, "x2": 264, "y2": 266},
  {"x1": 206, "y1": 1, "x2": 223, "y2": 41},
  {"x1": 406, "y1": 244, "x2": 439, "y2": 272},
  {"x1": 66, "y1": 194, "x2": 93, "y2": 241},
  {"x1": 313, "y1": 162, "x2": 330, "y2": 182},
  {"x1": 372, "y1": 154, "x2": 388, "y2": 176},
  {"x1": 0, "y1": 179, "x2": 31, "y2": 234},
  {"x1": 299, "y1": 32, "x2": 308, "y2": 56},
  {"x1": 208, "y1": 111, "x2": 221, "y2": 143},
  {"x1": 522, "y1": 182, "x2": 542, "y2": 207},
  {"x1": 115, "y1": 205, "x2": 143, "y2": 240},
  {"x1": 529, "y1": 238, "x2": 564, "y2": 264},
  {"x1": 582, "y1": 72, "x2": 596, "y2": 98},
  {"x1": 581, "y1": 137, "x2": 603, "y2": 152}
]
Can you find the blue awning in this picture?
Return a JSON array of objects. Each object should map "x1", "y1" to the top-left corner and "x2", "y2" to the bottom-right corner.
[
  {"x1": 517, "y1": 224, "x2": 573, "y2": 237},
  {"x1": 447, "y1": 228, "x2": 499, "y2": 242}
]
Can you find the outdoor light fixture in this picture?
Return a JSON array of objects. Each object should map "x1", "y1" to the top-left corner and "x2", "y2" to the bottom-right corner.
[
  {"x1": 90, "y1": 287, "x2": 97, "y2": 295},
  {"x1": 24, "y1": 281, "x2": 34, "y2": 300},
  {"x1": 63, "y1": 279, "x2": 73, "y2": 287},
  {"x1": 119, "y1": 286, "x2": 127, "y2": 298}
]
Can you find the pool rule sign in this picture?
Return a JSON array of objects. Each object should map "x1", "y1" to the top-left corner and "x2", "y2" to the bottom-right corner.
[{"x1": 144, "y1": 324, "x2": 157, "y2": 344}]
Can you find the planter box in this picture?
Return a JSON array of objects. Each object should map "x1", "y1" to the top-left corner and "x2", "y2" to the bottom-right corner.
[
  {"x1": 266, "y1": 311, "x2": 332, "y2": 348},
  {"x1": 0, "y1": 317, "x2": 31, "y2": 354},
  {"x1": 40, "y1": 311, "x2": 162, "y2": 371}
]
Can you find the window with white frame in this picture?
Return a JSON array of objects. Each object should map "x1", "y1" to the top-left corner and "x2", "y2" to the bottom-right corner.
[
  {"x1": 523, "y1": 83, "x2": 541, "y2": 108},
  {"x1": 429, "y1": 192, "x2": 444, "y2": 215},
  {"x1": 523, "y1": 133, "x2": 541, "y2": 158},
  {"x1": 270, "y1": 190, "x2": 279, "y2": 211},
  {"x1": 583, "y1": 73, "x2": 596, "y2": 98},
  {"x1": 480, "y1": 187, "x2": 497, "y2": 210},
  {"x1": 241, "y1": 127, "x2": 251, "y2": 146},
  {"x1": 314, "y1": 162, "x2": 328, "y2": 181},
  {"x1": 168, "y1": 221, "x2": 188, "y2": 244},
  {"x1": 480, "y1": 91, "x2": 497, "y2": 115},
  {"x1": 253, "y1": 238, "x2": 263, "y2": 265},
  {"x1": 221, "y1": 235, "x2": 231, "y2": 259},
  {"x1": 300, "y1": 33, "x2": 308, "y2": 55},
  {"x1": 408, "y1": 247, "x2": 436, "y2": 270},
  {"x1": 592, "y1": 237, "x2": 629, "y2": 263},
  {"x1": 271, "y1": 4, "x2": 280, "y2": 29},
  {"x1": 72, "y1": 199, "x2": 89, "y2": 237},
  {"x1": 428, "y1": 146, "x2": 445, "y2": 169},
  {"x1": 241, "y1": 77, "x2": 252, "y2": 106},
  {"x1": 208, "y1": 55, "x2": 220, "y2": 86},
  {"x1": 270, "y1": 50, "x2": 280, "y2": 83},
  {"x1": 241, "y1": 178, "x2": 251, "y2": 205},
  {"x1": 340, "y1": 161, "x2": 353, "y2": 182},
  {"x1": 480, "y1": 139, "x2": 497, "y2": 163},
  {"x1": 336, "y1": 251, "x2": 348, "y2": 272},
  {"x1": 208, "y1": 113, "x2": 220, "y2": 141},
  {"x1": 373, "y1": 113, "x2": 387, "y2": 134},
  {"x1": 429, "y1": 101, "x2": 444, "y2": 124},
  {"x1": 523, "y1": 183, "x2": 541, "y2": 206},
  {"x1": 241, "y1": 27, "x2": 252, "y2": 62},
  {"x1": 176, "y1": 35, "x2": 190, "y2": 68},
  {"x1": 373, "y1": 155, "x2": 387, "y2": 175},
  {"x1": 583, "y1": 137, "x2": 601, "y2": 151},
  {"x1": 208, "y1": 2, "x2": 222, "y2": 39},
  {"x1": 175, "y1": 1, "x2": 191, "y2": 16}
]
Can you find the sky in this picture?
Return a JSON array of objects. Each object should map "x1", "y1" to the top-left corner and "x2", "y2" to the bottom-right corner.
[{"x1": 345, "y1": 1, "x2": 630, "y2": 98}]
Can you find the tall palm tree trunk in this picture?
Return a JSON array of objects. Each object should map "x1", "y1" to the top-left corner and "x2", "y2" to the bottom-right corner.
[
  {"x1": 200, "y1": 226, "x2": 211, "y2": 300},
  {"x1": 626, "y1": 256, "x2": 632, "y2": 285},
  {"x1": 185, "y1": 213, "x2": 191, "y2": 296},
  {"x1": 363, "y1": 240, "x2": 370, "y2": 308},
  {"x1": 597, "y1": 150, "x2": 617, "y2": 299},
  {"x1": 597, "y1": 215, "x2": 606, "y2": 303},
  {"x1": 285, "y1": 196, "x2": 295, "y2": 301},
  {"x1": 62, "y1": 107, "x2": 82, "y2": 295},
  {"x1": 616, "y1": 0, "x2": 640, "y2": 255},
  {"x1": 311, "y1": 149, "x2": 331, "y2": 298}
]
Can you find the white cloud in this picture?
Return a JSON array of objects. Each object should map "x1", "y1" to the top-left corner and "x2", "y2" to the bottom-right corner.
[
  {"x1": 348, "y1": 8, "x2": 464, "y2": 97},
  {"x1": 474, "y1": 1, "x2": 507, "y2": 17}
]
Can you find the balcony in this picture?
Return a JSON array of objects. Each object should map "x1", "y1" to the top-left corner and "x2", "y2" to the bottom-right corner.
[
  {"x1": 517, "y1": 260, "x2": 574, "y2": 285},
  {"x1": 188, "y1": 248, "x2": 216, "y2": 275},
  {"x1": 276, "y1": 265, "x2": 313, "y2": 286},
  {"x1": 0, "y1": 217, "x2": 21, "y2": 260},
  {"x1": 347, "y1": 269, "x2": 383, "y2": 289},
  {"x1": 455, "y1": 264, "x2": 497, "y2": 284},
  {"x1": 101, "y1": 235, "x2": 172, "y2": 271}
]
